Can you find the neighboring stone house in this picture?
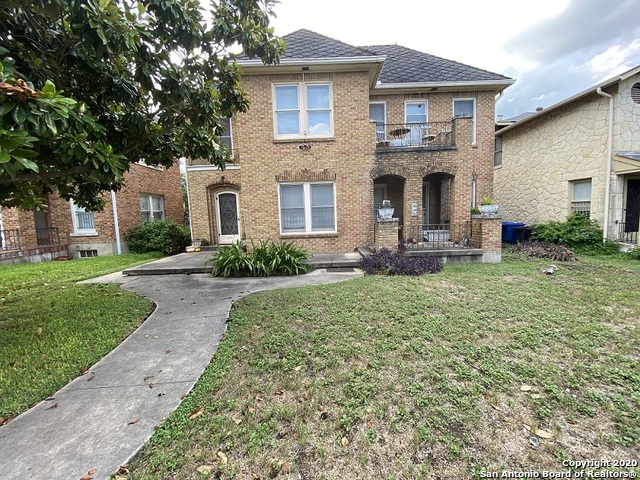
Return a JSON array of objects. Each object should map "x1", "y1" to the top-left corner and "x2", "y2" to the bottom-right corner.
[
  {"x1": 186, "y1": 30, "x2": 513, "y2": 261},
  {"x1": 494, "y1": 65, "x2": 640, "y2": 246},
  {"x1": 0, "y1": 162, "x2": 183, "y2": 264}
]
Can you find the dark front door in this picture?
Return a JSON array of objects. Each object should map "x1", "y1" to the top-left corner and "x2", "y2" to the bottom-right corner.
[{"x1": 625, "y1": 179, "x2": 640, "y2": 233}]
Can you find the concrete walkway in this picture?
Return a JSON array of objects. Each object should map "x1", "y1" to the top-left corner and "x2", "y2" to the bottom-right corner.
[{"x1": 0, "y1": 267, "x2": 362, "y2": 480}]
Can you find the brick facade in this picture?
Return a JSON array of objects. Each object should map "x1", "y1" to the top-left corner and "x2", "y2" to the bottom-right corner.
[
  {"x1": 187, "y1": 76, "x2": 498, "y2": 253},
  {"x1": 0, "y1": 162, "x2": 183, "y2": 259}
]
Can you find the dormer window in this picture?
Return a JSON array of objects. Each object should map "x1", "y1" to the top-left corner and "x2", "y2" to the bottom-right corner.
[{"x1": 273, "y1": 82, "x2": 333, "y2": 139}]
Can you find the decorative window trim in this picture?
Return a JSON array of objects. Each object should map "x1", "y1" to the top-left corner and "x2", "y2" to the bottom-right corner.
[
  {"x1": 69, "y1": 199, "x2": 97, "y2": 236},
  {"x1": 278, "y1": 181, "x2": 337, "y2": 235},
  {"x1": 272, "y1": 82, "x2": 334, "y2": 140}
]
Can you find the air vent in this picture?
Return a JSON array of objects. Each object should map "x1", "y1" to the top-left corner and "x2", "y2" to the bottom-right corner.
[
  {"x1": 632, "y1": 83, "x2": 640, "y2": 104},
  {"x1": 78, "y1": 249, "x2": 98, "y2": 258}
]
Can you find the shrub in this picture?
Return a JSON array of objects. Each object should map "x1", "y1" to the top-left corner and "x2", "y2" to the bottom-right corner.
[
  {"x1": 359, "y1": 243, "x2": 442, "y2": 276},
  {"x1": 209, "y1": 240, "x2": 310, "y2": 277},
  {"x1": 628, "y1": 247, "x2": 640, "y2": 261},
  {"x1": 531, "y1": 214, "x2": 619, "y2": 255},
  {"x1": 124, "y1": 220, "x2": 191, "y2": 256}
]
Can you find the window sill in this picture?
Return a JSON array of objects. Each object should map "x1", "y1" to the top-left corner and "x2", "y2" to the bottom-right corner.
[
  {"x1": 273, "y1": 137, "x2": 335, "y2": 144},
  {"x1": 70, "y1": 231, "x2": 98, "y2": 237},
  {"x1": 279, "y1": 233, "x2": 338, "y2": 239}
]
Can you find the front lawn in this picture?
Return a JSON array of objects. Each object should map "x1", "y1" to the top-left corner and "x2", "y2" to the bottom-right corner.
[
  {"x1": 0, "y1": 253, "x2": 162, "y2": 420},
  {"x1": 129, "y1": 254, "x2": 639, "y2": 479}
]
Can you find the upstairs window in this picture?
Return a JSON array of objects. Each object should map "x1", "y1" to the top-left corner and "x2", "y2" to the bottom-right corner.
[
  {"x1": 454, "y1": 98, "x2": 477, "y2": 143},
  {"x1": 494, "y1": 136, "x2": 503, "y2": 167},
  {"x1": 140, "y1": 194, "x2": 165, "y2": 222},
  {"x1": 274, "y1": 83, "x2": 333, "y2": 138},
  {"x1": 219, "y1": 117, "x2": 233, "y2": 149},
  {"x1": 369, "y1": 102, "x2": 386, "y2": 142},
  {"x1": 405, "y1": 101, "x2": 427, "y2": 124}
]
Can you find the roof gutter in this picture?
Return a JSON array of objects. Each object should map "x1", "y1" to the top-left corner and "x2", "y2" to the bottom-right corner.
[
  {"x1": 596, "y1": 87, "x2": 614, "y2": 241},
  {"x1": 374, "y1": 79, "x2": 515, "y2": 91},
  {"x1": 236, "y1": 56, "x2": 387, "y2": 67}
]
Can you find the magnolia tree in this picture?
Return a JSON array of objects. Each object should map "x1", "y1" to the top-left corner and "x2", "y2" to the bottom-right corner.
[{"x1": 0, "y1": 0, "x2": 284, "y2": 210}]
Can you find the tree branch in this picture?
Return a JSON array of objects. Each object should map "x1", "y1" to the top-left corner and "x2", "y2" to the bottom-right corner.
[{"x1": 0, "y1": 165, "x2": 90, "y2": 184}]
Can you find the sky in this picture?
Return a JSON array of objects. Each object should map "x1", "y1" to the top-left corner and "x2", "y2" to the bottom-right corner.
[{"x1": 267, "y1": 0, "x2": 640, "y2": 119}]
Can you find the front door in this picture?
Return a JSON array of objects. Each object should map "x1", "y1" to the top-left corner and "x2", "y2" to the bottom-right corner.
[
  {"x1": 625, "y1": 179, "x2": 640, "y2": 233},
  {"x1": 215, "y1": 191, "x2": 240, "y2": 244}
]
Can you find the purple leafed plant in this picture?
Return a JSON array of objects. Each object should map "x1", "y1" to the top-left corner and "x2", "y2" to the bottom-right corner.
[{"x1": 359, "y1": 244, "x2": 442, "y2": 276}]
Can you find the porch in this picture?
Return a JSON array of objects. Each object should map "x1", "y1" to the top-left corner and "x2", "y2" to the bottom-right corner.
[{"x1": 0, "y1": 227, "x2": 67, "y2": 265}]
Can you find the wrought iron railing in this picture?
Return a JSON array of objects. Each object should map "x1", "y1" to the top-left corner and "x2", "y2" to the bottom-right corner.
[
  {"x1": 400, "y1": 223, "x2": 473, "y2": 249},
  {"x1": 375, "y1": 122, "x2": 454, "y2": 149},
  {"x1": 616, "y1": 221, "x2": 639, "y2": 244},
  {"x1": 36, "y1": 227, "x2": 61, "y2": 246},
  {"x1": 0, "y1": 229, "x2": 21, "y2": 251}
]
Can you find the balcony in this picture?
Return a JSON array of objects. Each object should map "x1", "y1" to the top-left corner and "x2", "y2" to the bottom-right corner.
[{"x1": 375, "y1": 122, "x2": 455, "y2": 151}]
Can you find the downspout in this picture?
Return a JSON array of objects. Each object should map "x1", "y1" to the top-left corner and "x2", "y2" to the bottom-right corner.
[
  {"x1": 110, "y1": 190, "x2": 122, "y2": 255},
  {"x1": 596, "y1": 87, "x2": 614, "y2": 241}
]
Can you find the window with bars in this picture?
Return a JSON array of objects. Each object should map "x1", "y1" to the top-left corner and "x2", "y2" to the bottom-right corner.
[
  {"x1": 140, "y1": 194, "x2": 165, "y2": 222},
  {"x1": 70, "y1": 200, "x2": 96, "y2": 235},
  {"x1": 571, "y1": 179, "x2": 592, "y2": 217},
  {"x1": 279, "y1": 182, "x2": 336, "y2": 234}
]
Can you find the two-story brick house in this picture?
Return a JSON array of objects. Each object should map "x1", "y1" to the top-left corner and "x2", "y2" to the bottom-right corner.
[
  {"x1": 186, "y1": 30, "x2": 513, "y2": 260},
  {"x1": 0, "y1": 162, "x2": 183, "y2": 264}
]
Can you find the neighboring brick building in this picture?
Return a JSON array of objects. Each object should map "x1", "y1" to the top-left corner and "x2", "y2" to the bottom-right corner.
[
  {"x1": 0, "y1": 162, "x2": 183, "y2": 264},
  {"x1": 494, "y1": 65, "x2": 640, "y2": 247},
  {"x1": 186, "y1": 30, "x2": 513, "y2": 260}
]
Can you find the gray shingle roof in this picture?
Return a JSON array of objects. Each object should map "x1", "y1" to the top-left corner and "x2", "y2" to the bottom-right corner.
[
  {"x1": 363, "y1": 44, "x2": 512, "y2": 84},
  {"x1": 239, "y1": 29, "x2": 512, "y2": 85},
  {"x1": 279, "y1": 29, "x2": 374, "y2": 59}
]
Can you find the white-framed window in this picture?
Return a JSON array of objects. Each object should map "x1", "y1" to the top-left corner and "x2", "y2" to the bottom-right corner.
[
  {"x1": 70, "y1": 200, "x2": 97, "y2": 235},
  {"x1": 219, "y1": 117, "x2": 233, "y2": 149},
  {"x1": 273, "y1": 82, "x2": 333, "y2": 138},
  {"x1": 405, "y1": 101, "x2": 427, "y2": 124},
  {"x1": 369, "y1": 102, "x2": 386, "y2": 142},
  {"x1": 279, "y1": 182, "x2": 336, "y2": 234},
  {"x1": 494, "y1": 136, "x2": 503, "y2": 167},
  {"x1": 571, "y1": 179, "x2": 592, "y2": 217},
  {"x1": 454, "y1": 98, "x2": 476, "y2": 144},
  {"x1": 140, "y1": 194, "x2": 165, "y2": 222}
]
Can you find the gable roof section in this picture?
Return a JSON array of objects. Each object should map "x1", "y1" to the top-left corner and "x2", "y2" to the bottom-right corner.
[
  {"x1": 363, "y1": 44, "x2": 512, "y2": 85},
  {"x1": 497, "y1": 64, "x2": 640, "y2": 136},
  {"x1": 236, "y1": 29, "x2": 513, "y2": 92}
]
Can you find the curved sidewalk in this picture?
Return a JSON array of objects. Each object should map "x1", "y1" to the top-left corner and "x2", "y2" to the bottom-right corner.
[{"x1": 0, "y1": 269, "x2": 362, "y2": 480}]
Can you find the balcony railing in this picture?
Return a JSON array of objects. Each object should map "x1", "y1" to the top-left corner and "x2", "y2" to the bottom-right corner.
[
  {"x1": 375, "y1": 122, "x2": 454, "y2": 149},
  {"x1": 36, "y1": 227, "x2": 61, "y2": 246},
  {"x1": 0, "y1": 229, "x2": 21, "y2": 251},
  {"x1": 400, "y1": 223, "x2": 473, "y2": 249}
]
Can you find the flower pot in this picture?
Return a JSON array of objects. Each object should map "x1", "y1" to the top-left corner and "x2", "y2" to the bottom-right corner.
[
  {"x1": 478, "y1": 204, "x2": 499, "y2": 215},
  {"x1": 378, "y1": 207, "x2": 394, "y2": 220}
]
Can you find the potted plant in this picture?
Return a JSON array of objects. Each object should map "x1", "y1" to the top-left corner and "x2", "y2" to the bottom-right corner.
[
  {"x1": 478, "y1": 196, "x2": 499, "y2": 215},
  {"x1": 378, "y1": 199, "x2": 394, "y2": 220},
  {"x1": 471, "y1": 206, "x2": 481, "y2": 216}
]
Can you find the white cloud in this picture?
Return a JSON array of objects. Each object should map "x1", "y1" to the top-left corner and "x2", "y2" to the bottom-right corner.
[{"x1": 590, "y1": 39, "x2": 640, "y2": 75}]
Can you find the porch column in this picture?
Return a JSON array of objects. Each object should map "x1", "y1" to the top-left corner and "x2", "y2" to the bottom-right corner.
[
  {"x1": 471, "y1": 214, "x2": 502, "y2": 263},
  {"x1": 374, "y1": 218, "x2": 399, "y2": 251}
]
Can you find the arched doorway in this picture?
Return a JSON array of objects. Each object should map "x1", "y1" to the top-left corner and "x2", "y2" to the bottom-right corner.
[
  {"x1": 374, "y1": 175, "x2": 405, "y2": 223},
  {"x1": 213, "y1": 189, "x2": 241, "y2": 244}
]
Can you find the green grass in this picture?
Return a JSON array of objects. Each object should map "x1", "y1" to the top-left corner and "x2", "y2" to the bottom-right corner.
[
  {"x1": 128, "y1": 254, "x2": 640, "y2": 479},
  {"x1": 0, "y1": 253, "x2": 162, "y2": 419}
]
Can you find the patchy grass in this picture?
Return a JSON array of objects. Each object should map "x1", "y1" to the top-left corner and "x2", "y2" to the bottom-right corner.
[
  {"x1": 0, "y1": 253, "x2": 162, "y2": 419},
  {"x1": 130, "y1": 254, "x2": 640, "y2": 479}
]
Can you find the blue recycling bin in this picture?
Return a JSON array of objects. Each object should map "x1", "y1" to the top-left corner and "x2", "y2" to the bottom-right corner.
[{"x1": 502, "y1": 221, "x2": 526, "y2": 243}]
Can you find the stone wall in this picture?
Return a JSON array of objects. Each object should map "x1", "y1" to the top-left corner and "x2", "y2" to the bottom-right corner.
[{"x1": 494, "y1": 93, "x2": 609, "y2": 225}]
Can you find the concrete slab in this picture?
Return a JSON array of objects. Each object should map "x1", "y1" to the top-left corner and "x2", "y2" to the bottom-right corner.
[{"x1": 0, "y1": 269, "x2": 363, "y2": 480}]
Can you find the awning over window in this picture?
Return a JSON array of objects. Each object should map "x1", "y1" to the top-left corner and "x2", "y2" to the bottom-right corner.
[{"x1": 613, "y1": 151, "x2": 640, "y2": 174}]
